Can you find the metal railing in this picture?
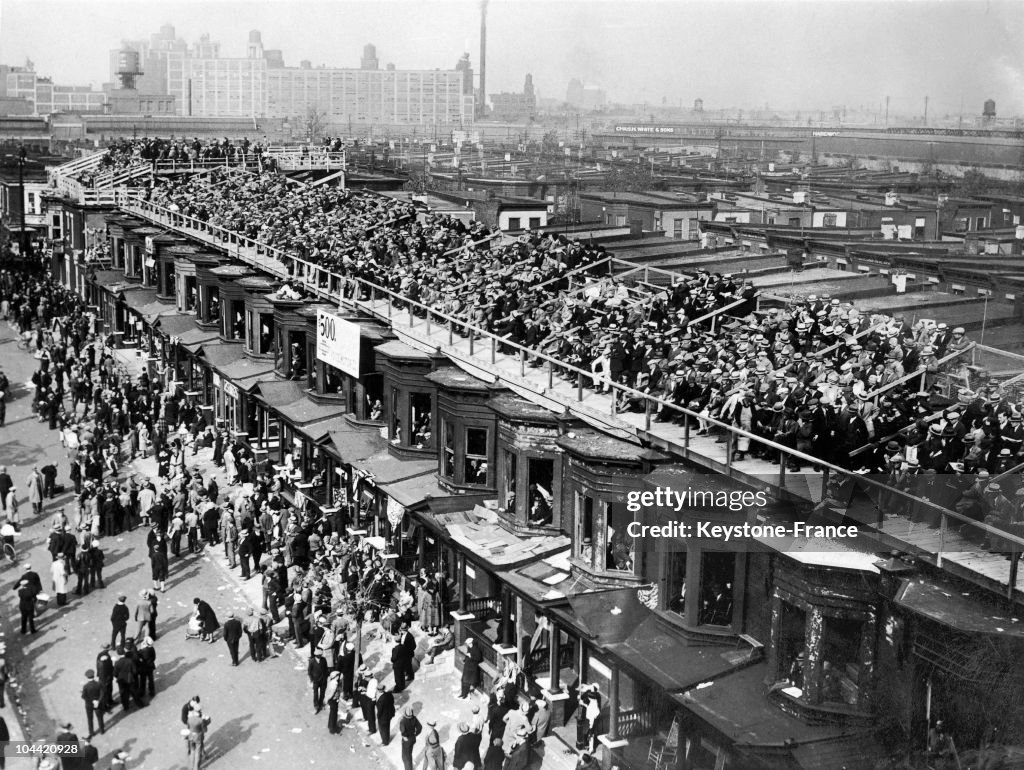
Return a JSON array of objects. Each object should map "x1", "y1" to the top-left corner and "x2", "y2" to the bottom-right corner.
[
  {"x1": 862, "y1": 345, "x2": 977, "y2": 403},
  {"x1": 116, "y1": 195, "x2": 1024, "y2": 600}
]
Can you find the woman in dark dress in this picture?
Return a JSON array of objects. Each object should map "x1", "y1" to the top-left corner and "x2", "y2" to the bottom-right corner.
[
  {"x1": 460, "y1": 637, "x2": 483, "y2": 698},
  {"x1": 149, "y1": 530, "x2": 169, "y2": 593},
  {"x1": 193, "y1": 597, "x2": 220, "y2": 642}
]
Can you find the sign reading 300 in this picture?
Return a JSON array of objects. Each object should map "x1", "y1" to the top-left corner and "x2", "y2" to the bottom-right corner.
[{"x1": 316, "y1": 310, "x2": 361, "y2": 377}]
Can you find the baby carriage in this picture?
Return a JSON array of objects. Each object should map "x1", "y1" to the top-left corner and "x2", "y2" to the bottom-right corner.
[{"x1": 184, "y1": 612, "x2": 204, "y2": 641}]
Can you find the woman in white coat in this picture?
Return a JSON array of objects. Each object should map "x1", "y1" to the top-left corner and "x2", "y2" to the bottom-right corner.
[
  {"x1": 26, "y1": 468, "x2": 44, "y2": 516},
  {"x1": 224, "y1": 445, "x2": 238, "y2": 485},
  {"x1": 4, "y1": 487, "x2": 18, "y2": 527},
  {"x1": 137, "y1": 422, "x2": 151, "y2": 458},
  {"x1": 51, "y1": 553, "x2": 69, "y2": 606}
]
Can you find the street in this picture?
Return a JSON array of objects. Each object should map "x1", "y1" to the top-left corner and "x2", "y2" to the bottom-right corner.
[{"x1": 0, "y1": 321, "x2": 394, "y2": 769}]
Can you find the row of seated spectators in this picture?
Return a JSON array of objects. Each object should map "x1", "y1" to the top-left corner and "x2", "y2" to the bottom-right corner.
[
  {"x1": 73, "y1": 137, "x2": 275, "y2": 187},
  {"x1": 143, "y1": 169, "x2": 1013, "y2": 521}
]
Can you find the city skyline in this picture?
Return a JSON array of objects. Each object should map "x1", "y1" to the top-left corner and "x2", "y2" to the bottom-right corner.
[{"x1": 1, "y1": 0, "x2": 1023, "y2": 116}]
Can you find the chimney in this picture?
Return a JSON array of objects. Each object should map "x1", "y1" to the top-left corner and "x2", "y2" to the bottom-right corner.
[{"x1": 478, "y1": 0, "x2": 487, "y2": 118}]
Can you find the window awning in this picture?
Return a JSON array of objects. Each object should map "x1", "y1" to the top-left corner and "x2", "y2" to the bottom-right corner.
[
  {"x1": 133, "y1": 300, "x2": 178, "y2": 324},
  {"x1": 351, "y1": 452, "x2": 436, "y2": 486},
  {"x1": 327, "y1": 428, "x2": 386, "y2": 466},
  {"x1": 564, "y1": 587, "x2": 652, "y2": 644},
  {"x1": 154, "y1": 314, "x2": 200, "y2": 336},
  {"x1": 199, "y1": 341, "x2": 245, "y2": 368},
  {"x1": 440, "y1": 507, "x2": 569, "y2": 569},
  {"x1": 679, "y1": 663, "x2": 881, "y2": 756},
  {"x1": 252, "y1": 380, "x2": 307, "y2": 408},
  {"x1": 121, "y1": 288, "x2": 160, "y2": 312},
  {"x1": 605, "y1": 614, "x2": 755, "y2": 692},
  {"x1": 894, "y1": 578, "x2": 1024, "y2": 639},
  {"x1": 292, "y1": 415, "x2": 350, "y2": 444},
  {"x1": 275, "y1": 397, "x2": 345, "y2": 427},
  {"x1": 213, "y1": 358, "x2": 276, "y2": 389},
  {"x1": 178, "y1": 327, "x2": 221, "y2": 351},
  {"x1": 375, "y1": 471, "x2": 442, "y2": 509}
]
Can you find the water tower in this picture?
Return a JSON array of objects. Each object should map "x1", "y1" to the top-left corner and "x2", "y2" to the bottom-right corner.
[
  {"x1": 116, "y1": 47, "x2": 143, "y2": 90},
  {"x1": 983, "y1": 99, "x2": 996, "y2": 120}
]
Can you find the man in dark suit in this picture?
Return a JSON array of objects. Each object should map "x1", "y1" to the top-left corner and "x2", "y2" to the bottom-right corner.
[
  {"x1": 0, "y1": 466, "x2": 12, "y2": 513},
  {"x1": 95, "y1": 645, "x2": 114, "y2": 714},
  {"x1": 110, "y1": 595, "x2": 129, "y2": 651},
  {"x1": 390, "y1": 637, "x2": 411, "y2": 692},
  {"x1": 55, "y1": 721, "x2": 81, "y2": 763},
  {"x1": 454, "y1": 721, "x2": 483, "y2": 770},
  {"x1": 399, "y1": 624, "x2": 416, "y2": 683},
  {"x1": 17, "y1": 580, "x2": 37, "y2": 634},
  {"x1": 15, "y1": 564, "x2": 43, "y2": 595},
  {"x1": 79, "y1": 738, "x2": 100, "y2": 770},
  {"x1": 81, "y1": 669, "x2": 104, "y2": 738},
  {"x1": 375, "y1": 684, "x2": 396, "y2": 745},
  {"x1": 399, "y1": 705, "x2": 422, "y2": 770},
  {"x1": 113, "y1": 652, "x2": 143, "y2": 712},
  {"x1": 337, "y1": 641, "x2": 359, "y2": 700},
  {"x1": 222, "y1": 612, "x2": 243, "y2": 665},
  {"x1": 308, "y1": 650, "x2": 329, "y2": 714}
]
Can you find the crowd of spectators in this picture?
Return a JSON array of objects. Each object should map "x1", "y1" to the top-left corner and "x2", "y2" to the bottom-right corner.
[
  {"x1": 138, "y1": 163, "x2": 1024, "y2": 551},
  {"x1": 73, "y1": 137, "x2": 275, "y2": 187},
  {"x1": 143, "y1": 168, "x2": 991, "y2": 471}
]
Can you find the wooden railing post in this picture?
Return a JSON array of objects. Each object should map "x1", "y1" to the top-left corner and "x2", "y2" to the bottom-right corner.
[
  {"x1": 938, "y1": 513, "x2": 946, "y2": 568},
  {"x1": 608, "y1": 667, "x2": 621, "y2": 741}
]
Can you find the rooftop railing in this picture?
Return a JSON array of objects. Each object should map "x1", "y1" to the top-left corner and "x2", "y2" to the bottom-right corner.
[
  {"x1": 117, "y1": 194, "x2": 1024, "y2": 602},
  {"x1": 264, "y1": 148, "x2": 346, "y2": 171}
]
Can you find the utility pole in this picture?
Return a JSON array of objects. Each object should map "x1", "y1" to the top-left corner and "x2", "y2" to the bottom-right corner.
[
  {"x1": 17, "y1": 144, "x2": 29, "y2": 259},
  {"x1": 924, "y1": 95, "x2": 929, "y2": 127}
]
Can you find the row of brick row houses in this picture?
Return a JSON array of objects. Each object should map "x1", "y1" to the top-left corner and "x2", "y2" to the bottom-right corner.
[{"x1": 39, "y1": 149, "x2": 1024, "y2": 770}]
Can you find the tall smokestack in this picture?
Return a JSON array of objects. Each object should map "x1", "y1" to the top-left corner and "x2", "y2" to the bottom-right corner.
[{"x1": 479, "y1": 0, "x2": 487, "y2": 118}]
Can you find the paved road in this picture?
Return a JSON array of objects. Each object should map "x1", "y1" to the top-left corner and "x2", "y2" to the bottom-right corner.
[{"x1": 0, "y1": 321, "x2": 391, "y2": 769}]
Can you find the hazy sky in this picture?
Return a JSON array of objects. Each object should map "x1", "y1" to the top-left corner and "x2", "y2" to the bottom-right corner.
[{"x1": 1, "y1": 0, "x2": 1022, "y2": 116}]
